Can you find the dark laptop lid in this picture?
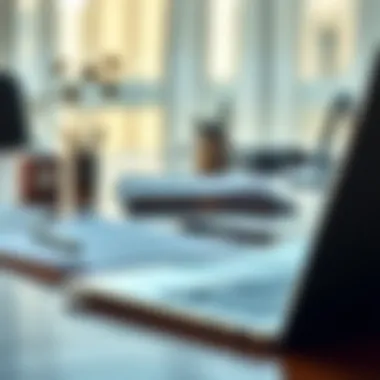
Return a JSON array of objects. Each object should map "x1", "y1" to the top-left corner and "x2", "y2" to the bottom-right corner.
[{"x1": 284, "y1": 51, "x2": 380, "y2": 349}]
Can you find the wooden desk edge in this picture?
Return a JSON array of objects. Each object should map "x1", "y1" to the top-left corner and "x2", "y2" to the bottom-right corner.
[
  {"x1": 1, "y1": 251, "x2": 379, "y2": 378},
  {"x1": 74, "y1": 290, "x2": 281, "y2": 358},
  {"x1": 75, "y1": 291, "x2": 380, "y2": 379},
  {"x1": 0, "y1": 252, "x2": 70, "y2": 286}
]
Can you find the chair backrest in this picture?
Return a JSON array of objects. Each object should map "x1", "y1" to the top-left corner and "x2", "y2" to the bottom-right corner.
[{"x1": 0, "y1": 73, "x2": 28, "y2": 149}]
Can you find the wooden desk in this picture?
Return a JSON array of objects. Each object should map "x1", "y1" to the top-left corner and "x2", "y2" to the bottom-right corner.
[
  {"x1": 0, "y1": 172, "x2": 323, "y2": 287},
  {"x1": 0, "y1": 191, "x2": 337, "y2": 379},
  {"x1": 1, "y1": 273, "x2": 379, "y2": 380},
  {"x1": 0, "y1": 225, "x2": 377, "y2": 377},
  {"x1": 72, "y1": 290, "x2": 380, "y2": 379},
  {"x1": 0, "y1": 252, "x2": 69, "y2": 285},
  {"x1": 69, "y1": 285, "x2": 380, "y2": 379},
  {"x1": 0, "y1": 197, "x2": 313, "y2": 287},
  {"x1": 66, "y1": 191, "x2": 321, "y2": 353}
]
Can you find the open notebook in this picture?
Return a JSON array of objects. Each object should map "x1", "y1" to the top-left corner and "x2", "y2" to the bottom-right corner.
[{"x1": 71, "y1": 52, "x2": 380, "y2": 350}]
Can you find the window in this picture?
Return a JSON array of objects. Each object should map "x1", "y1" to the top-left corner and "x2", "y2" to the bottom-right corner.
[
  {"x1": 300, "y1": 0, "x2": 357, "y2": 81},
  {"x1": 206, "y1": 0, "x2": 243, "y2": 84},
  {"x1": 57, "y1": 0, "x2": 88, "y2": 80},
  {"x1": 82, "y1": 0, "x2": 169, "y2": 82}
]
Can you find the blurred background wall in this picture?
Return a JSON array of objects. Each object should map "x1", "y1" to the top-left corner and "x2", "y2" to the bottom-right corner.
[{"x1": 0, "y1": 0, "x2": 378, "y2": 213}]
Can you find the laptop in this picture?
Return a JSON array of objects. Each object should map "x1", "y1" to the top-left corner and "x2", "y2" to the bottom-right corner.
[{"x1": 71, "y1": 53, "x2": 380, "y2": 351}]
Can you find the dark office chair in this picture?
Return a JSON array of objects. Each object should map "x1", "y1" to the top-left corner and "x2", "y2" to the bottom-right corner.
[
  {"x1": 314, "y1": 92, "x2": 354, "y2": 171},
  {"x1": 245, "y1": 92, "x2": 354, "y2": 179},
  {"x1": 0, "y1": 73, "x2": 28, "y2": 149},
  {"x1": 0, "y1": 73, "x2": 29, "y2": 204}
]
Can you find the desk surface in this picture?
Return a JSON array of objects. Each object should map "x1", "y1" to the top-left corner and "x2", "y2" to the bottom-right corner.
[
  {"x1": 1, "y1": 273, "x2": 379, "y2": 380},
  {"x1": 0, "y1": 187, "x2": 322, "y2": 285},
  {"x1": 0, "y1": 193, "x2": 377, "y2": 379},
  {"x1": 75, "y1": 301, "x2": 380, "y2": 379}
]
